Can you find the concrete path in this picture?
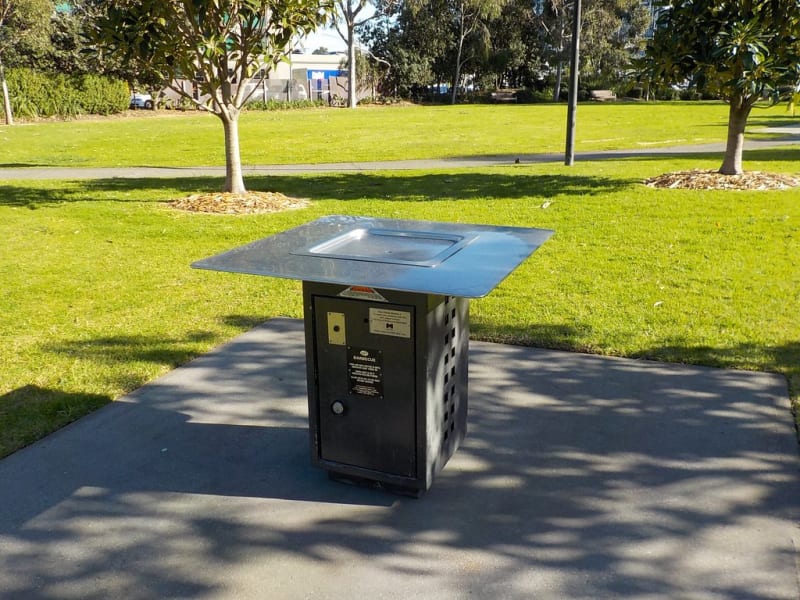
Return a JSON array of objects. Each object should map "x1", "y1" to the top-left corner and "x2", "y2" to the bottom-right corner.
[
  {"x1": 0, "y1": 125, "x2": 798, "y2": 180},
  {"x1": 1, "y1": 318, "x2": 797, "y2": 599}
]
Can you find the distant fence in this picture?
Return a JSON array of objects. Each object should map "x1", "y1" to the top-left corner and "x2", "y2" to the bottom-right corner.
[{"x1": 156, "y1": 76, "x2": 368, "y2": 108}]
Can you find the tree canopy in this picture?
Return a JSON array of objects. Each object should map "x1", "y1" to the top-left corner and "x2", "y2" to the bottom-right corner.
[
  {"x1": 362, "y1": 0, "x2": 650, "y2": 101},
  {"x1": 0, "y1": 0, "x2": 54, "y2": 123},
  {"x1": 0, "y1": 0, "x2": 54, "y2": 68}
]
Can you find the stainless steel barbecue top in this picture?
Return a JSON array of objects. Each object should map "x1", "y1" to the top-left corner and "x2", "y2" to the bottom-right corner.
[{"x1": 192, "y1": 215, "x2": 554, "y2": 298}]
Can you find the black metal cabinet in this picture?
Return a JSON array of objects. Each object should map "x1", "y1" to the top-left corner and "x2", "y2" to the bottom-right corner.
[
  {"x1": 313, "y1": 294, "x2": 417, "y2": 478},
  {"x1": 304, "y1": 283, "x2": 468, "y2": 495}
]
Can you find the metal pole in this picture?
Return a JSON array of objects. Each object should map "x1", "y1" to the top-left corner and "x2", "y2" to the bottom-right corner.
[{"x1": 565, "y1": 0, "x2": 582, "y2": 166}]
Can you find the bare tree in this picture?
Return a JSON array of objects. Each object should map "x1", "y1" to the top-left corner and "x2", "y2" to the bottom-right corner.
[{"x1": 330, "y1": 0, "x2": 382, "y2": 108}]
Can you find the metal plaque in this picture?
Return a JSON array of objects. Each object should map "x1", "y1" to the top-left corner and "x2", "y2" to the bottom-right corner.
[{"x1": 347, "y1": 347, "x2": 383, "y2": 398}]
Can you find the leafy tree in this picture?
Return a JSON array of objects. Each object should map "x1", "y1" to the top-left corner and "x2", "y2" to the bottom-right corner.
[
  {"x1": 424, "y1": 0, "x2": 507, "y2": 103},
  {"x1": 354, "y1": 46, "x2": 391, "y2": 98},
  {"x1": 0, "y1": 0, "x2": 54, "y2": 124},
  {"x1": 45, "y1": 1, "x2": 129, "y2": 78},
  {"x1": 363, "y1": 0, "x2": 451, "y2": 98},
  {"x1": 536, "y1": 0, "x2": 650, "y2": 100},
  {"x1": 580, "y1": 0, "x2": 650, "y2": 87},
  {"x1": 535, "y1": 0, "x2": 571, "y2": 100},
  {"x1": 646, "y1": 0, "x2": 800, "y2": 175},
  {"x1": 88, "y1": 0, "x2": 330, "y2": 194},
  {"x1": 47, "y1": 5, "x2": 88, "y2": 73},
  {"x1": 480, "y1": 0, "x2": 539, "y2": 90},
  {"x1": 372, "y1": 0, "x2": 506, "y2": 103}
]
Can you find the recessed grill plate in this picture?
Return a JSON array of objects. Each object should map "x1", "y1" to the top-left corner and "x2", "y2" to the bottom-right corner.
[{"x1": 295, "y1": 228, "x2": 476, "y2": 267}]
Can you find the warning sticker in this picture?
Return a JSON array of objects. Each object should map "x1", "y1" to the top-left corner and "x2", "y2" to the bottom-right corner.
[
  {"x1": 338, "y1": 286, "x2": 388, "y2": 302},
  {"x1": 369, "y1": 308, "x2": 412, "y2": 338},
  {"x1": 348, "y1": 347, "x2": 383, "y2": 397}
]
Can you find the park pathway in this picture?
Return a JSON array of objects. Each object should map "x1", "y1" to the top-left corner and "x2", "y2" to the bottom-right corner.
[{"x1": 1, "y1": 125, "x2": 798, "y2": 180}]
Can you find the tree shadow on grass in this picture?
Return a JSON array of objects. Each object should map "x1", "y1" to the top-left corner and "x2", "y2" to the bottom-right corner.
[
  {"x1": 46, "y1": 329, "x2": 219, "y2": 367},
  {"x1": 3, "y1": 317, "x2": 278, "y2": 458},
  {"x1": 736, "y1": 145, "x2": 800, "y2": 163},
  {"x1": 575, "y1": 144, "x2": 800, "y2": 165},
  {"x1": 0, "y1": 176, "x2": 216, "y2": 209},
  {"x1": 745, "y1": 113, "x2": 799, "y2": 129},
  {"x1": 474, "y1": 319, "x2": 800, "y2": 392},
  {"x1": 40, "y1": 328, "x2": 232, "y2": 395},
  {"x1": 2, "y1": 145, "x2": 796, "y2": 211},
  {"x1": 0, "y1": 385, "x2": 112, "y2": 459},
  {"x1": 0, "y1": 172, "x2": 637, "y2": 209},
  {"x1": 471, "y1": 321, "x2": 597, "y2": 352}
]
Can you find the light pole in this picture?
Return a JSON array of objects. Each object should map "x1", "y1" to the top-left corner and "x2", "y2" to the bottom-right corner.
[{"x1": 564, "y1": 0, "x2": 582, "y2": 166}]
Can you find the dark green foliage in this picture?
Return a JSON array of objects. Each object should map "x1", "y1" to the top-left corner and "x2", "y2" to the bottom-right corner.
[
  {"x1": 364, "y1": 0, "x2": 651, "y2": 101},
  {"x1": 5, "y1": 68, "x2": 75, "y2": 118},
  {"x1": 514, "y1": 87, "x2": 555, "y2": 103},
  {"x1": 6, "y1": 67, "x2": 128, "y2": 118},
  {"x1": 0, "y1": 0, "x2": 54, "y2": 69},
  {"x1": 76, "y1": 74, "x2": 129, "y2": 114},
  {"x1": 245, "y1": 98, "x2": 325, "y2": 110},
  {"x1": 646, "y1": 0, "x2": 800, "y2": 102}
]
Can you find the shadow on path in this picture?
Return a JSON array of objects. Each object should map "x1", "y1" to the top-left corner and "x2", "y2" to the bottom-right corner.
[{"x1": 0, "y1": 319, "x2": 796, "y2": 599}]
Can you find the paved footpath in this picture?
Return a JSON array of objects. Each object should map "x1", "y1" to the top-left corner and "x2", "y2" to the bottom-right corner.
[
  {"x1": 1, "y1": 125, "x2": 798, "y2": 180},
  {"x1": 0, "y1": 319, "x2": 797, "y2": 599}
]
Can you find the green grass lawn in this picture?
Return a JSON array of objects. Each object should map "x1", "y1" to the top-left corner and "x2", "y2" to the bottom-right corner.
[
  {"x1": 0, "y1": 101, "x2": 794, "y2": 167},
  {"x1": 1, "y1": 102, "x2": 799, "y2": 458}
]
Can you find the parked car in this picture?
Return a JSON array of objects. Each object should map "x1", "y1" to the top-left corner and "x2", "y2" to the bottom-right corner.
[{"x1": 129, "y1": 92, "x2": 154, "y2": 110}]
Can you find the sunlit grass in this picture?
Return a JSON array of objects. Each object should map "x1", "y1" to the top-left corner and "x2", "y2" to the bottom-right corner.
[
  {"x1": 2, "y1": 140, "x2": 799, "y2": 456},
  {"x1": 0, "y1": 102, "x2": 793, "y2": 168}
]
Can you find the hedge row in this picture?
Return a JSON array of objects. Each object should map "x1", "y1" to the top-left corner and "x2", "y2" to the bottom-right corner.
[{"x1": 5, "y1": 69, "x2": 129, "y2": 119}]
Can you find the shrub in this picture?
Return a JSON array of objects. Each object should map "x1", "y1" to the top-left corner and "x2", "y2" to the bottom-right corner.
[
  {"x1": 679, "y1": 89, "x2": 702, "y2": 101},
  {"x1": 76, "y1": 75, "x2": 129, "y2": 115},
  {"x1": 45, "y1": 76, "x2": 83, "y2": 118},
  {"x1": 516, "y1": 88, "x2": 557, "y2": 104},
  {"x1": 5, "y1": 69, "x2": 51, "y2": 119},
  {"x1": 246, "y1": 98, "x2": 325, "y2": 111},
  {"x1": 5, "y1": 68, "x2": 129, "y2": 119}
]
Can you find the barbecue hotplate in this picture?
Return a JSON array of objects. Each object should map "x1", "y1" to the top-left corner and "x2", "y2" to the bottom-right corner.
[
  {"x1": 295, "y1": 227, "x2": 476, "y2": 267},
  {"x1": 192, "y1": 215, "x2": 554, "y2": 298}
]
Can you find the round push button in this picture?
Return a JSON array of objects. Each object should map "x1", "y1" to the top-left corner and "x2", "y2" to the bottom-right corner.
[{"x1": 331, "y1": 401, "x2": 345, "y2": 415}]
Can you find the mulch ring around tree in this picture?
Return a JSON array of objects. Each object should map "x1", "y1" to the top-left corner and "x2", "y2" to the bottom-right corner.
[
  {"x1": 645, "y1": 169, "x2": 800, "y2": 190},
  {"x1": 169, "y1": 191, "x2": 311, "y2": 214}
]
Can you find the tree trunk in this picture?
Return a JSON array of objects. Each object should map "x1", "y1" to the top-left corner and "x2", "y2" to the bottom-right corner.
[
  {"x1": 553, "y1": 61, "x2": 564, "y2": 102},
  {"x1": 719, "y1": 97, "x2": 752, "y2": 175},
  {"x1": 348, "y1": 24, "x2": 357, "y2": 109},
  {"x1": 220, "y1": 111, "x2": 246, "y2": 194},
  {"x1": 450, "y1": 4, "x2": 467, "y2": 106},
  {"x1": 1, "y1": 61, "x2": 13, "y2": 126}
]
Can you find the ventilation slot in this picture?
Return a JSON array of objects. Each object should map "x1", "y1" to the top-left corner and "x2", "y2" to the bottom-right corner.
[{"x1": 442, "y1": 297, "x2": 458, "y2": 445}]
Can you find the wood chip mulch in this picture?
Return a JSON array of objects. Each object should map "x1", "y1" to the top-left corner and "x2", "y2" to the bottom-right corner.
[
  {"x1": 644, "y1": 169, "x2": 800, "y2": 190},
  {"x1": 169, "y1": 191, "x2": 311, "y2": 214}
]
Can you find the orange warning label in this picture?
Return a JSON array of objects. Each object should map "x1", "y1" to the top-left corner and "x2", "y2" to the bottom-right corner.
[{"x1": 338, "y1": 286, "x2": 388, "y2": 302}]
